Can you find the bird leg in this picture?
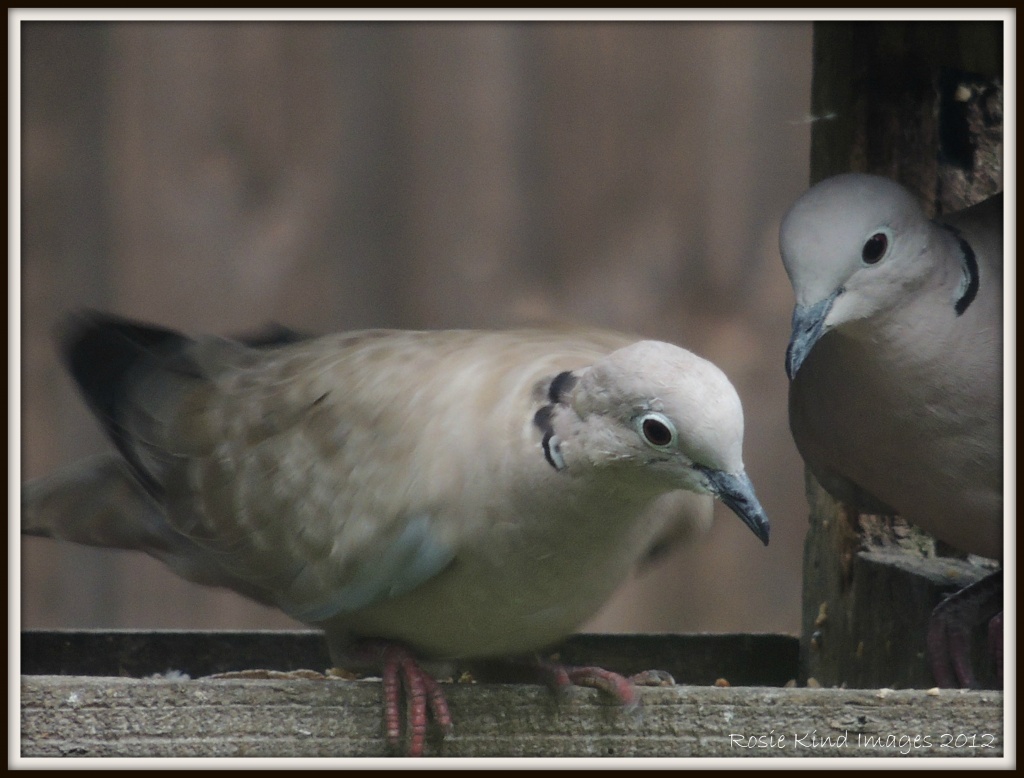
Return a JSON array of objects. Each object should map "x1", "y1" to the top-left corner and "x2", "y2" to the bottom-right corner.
[
  {"x1": 382, "y1": 644, "x2": 452, "y2": 757},
  {"x1": 338, "y1": 644, "x2": 674, "y2": 756},
  {"x1": 346, "y1": 641, "x2": 453, "y2": 757},
  {"x1": 926, "y1": 570, "x2": 1003, "y2": 689}
]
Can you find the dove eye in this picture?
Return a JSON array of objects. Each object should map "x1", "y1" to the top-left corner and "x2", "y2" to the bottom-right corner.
[
  {"x1": 637, "y1": 412, "x2": 676, "y2": 448},
  {"x1": 862, "y1": 231, "x2": 890, "y2": 264}
]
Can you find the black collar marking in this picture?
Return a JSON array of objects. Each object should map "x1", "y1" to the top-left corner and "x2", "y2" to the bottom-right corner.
[
  {"x1": 534, "y1": 371, "x2": 576, "y2": 471},
  {"x1": 938, "y1": 222, "x2": 980, "y2": 316},
  {"x1": 547, "y1": 370, "x2": 577, "y2": 403}
]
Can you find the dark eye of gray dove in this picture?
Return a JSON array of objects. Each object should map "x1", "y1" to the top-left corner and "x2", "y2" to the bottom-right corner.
[
  {"x1": 640, "y1": 414, "x2": 675, "y2": 448},
  {"x1": 861, "y1": 231, "x2": 889, "y2": 264}
]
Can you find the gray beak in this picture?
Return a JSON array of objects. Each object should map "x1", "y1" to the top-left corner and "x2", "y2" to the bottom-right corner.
[
  {"x1": 785, "y1": 290, "x2": 841, "y2": 380},
  {"x1": 699, "y1": 467, "x2": 771, "y2": 546}
]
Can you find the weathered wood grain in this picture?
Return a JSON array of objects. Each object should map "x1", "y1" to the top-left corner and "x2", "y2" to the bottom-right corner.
[{"x1": 20, "y1": 675, "x2": 1004, "y2": 758}]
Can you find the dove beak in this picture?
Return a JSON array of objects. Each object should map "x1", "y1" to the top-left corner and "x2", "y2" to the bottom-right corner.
[
  {"x1": 785, "y1": 290, "x2": 841, "y2": 380},
  {"x1": 699, "y1": 467, "x2": 771, "y2": 546}
]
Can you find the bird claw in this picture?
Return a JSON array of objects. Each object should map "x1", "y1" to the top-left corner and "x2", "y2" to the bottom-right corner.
[
  {"x1": 566, "y1": 665, "x2": 638, "y2": 706},
  {"x1": 534, "y1": 659, "x2": 646, "y2": 708},
  {"x1": 629, "y1": 668, "x2": 676, "y2": 687}
]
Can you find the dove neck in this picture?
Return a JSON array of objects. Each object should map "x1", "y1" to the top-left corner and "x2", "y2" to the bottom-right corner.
[
  {"x1": 831, "y1": 308, "x2": 950, "y2": 376},
  {"x1": 933, "y1": 223, "x2": 980, "y2": 316},
  {"x1": 836, "y1": 229, "x2": 970, "y2": 359}
]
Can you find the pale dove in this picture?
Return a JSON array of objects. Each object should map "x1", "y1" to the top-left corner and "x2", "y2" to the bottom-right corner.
[
  {"x1": 23, "y1": 311, "x2": 770, "y2": 755},
  {"x1": 780, "y1": 173, "x2": 1003, "y2": 688}
]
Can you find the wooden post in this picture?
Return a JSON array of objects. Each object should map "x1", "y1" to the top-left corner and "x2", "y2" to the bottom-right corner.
[{"x1": 801, "y1": 21, "x2": 1004, "y2": 689}]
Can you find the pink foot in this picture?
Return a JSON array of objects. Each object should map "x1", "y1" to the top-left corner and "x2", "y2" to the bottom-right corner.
[
  {"x1": 988, "y1": 611, "x2": 1003, "y2": 687},
  {"x1": 534, "y1": 659, "x2": 673, "y2": 707},
  {"x1": 352, "y1": 642, "x2": 452, "y2": 757},
  {"x1": 926, "y1": 570, "x2": 1002, "y2": 689}
]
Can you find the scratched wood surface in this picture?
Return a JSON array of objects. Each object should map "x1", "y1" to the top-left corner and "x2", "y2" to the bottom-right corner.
[
  {"x1": 17, "y1": 630, "x2": 1005, "y2": 760},
  {"x1": 20, "y1": 676, "x2": 1004, "y2": 759}
]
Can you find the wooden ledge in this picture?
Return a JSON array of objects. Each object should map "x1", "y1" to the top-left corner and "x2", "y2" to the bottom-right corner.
[
  {"x1": 17, "y1": 630, "x2": 1004, "y2": 759},
  {"x1": 21, "y1": 675, "x2": 1003, "y2": 758}
]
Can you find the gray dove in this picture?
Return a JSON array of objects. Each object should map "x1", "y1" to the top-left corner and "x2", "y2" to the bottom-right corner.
[
  {"x1": 23, "y1": 312, "x2": 770, "y2": 756},
  {"x1": 780, "y1": 173, "x2": 1003, "y2": 688}
]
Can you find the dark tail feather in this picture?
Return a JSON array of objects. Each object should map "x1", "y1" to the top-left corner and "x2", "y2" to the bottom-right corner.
[
  {"x1": 61, "y1": 311, "x2": 190, "y2": 423},
  {"x1": 60, "y1": 312, "x2": 195, "y2": 496},
  {"x1": 62, "y1": 311, "x2": 308, "y2": 418},
  {"x1": 238, "y1": 323, "x2": 309, "y2": 348},
  {"x1": 59, "y1": 311, "x2": 308, "y2": 498}
]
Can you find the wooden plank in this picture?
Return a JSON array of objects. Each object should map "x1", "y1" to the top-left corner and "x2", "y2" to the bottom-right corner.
[
  {"x1": 17, "y1": 630, "x2": 1005, "y2": 759},
  {"x1": 20, "y1": 675, "x2": 1004, "y2": 758}
]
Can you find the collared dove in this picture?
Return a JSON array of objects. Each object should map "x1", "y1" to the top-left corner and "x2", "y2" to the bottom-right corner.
[
  {"x1": 23, "y1": 311, "x2": 770, "y2": 756},
  {"x1": 780, "y1": 173, "x2": 1003, "y2": 688}
]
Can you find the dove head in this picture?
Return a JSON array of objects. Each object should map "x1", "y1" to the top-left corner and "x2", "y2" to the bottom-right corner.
[
  {"x1": 780, "y1": 174, "x2": 936, "y2": 378},
  {"x1": 548, "y1": 340, "x2": 769, "y2": 545}
]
